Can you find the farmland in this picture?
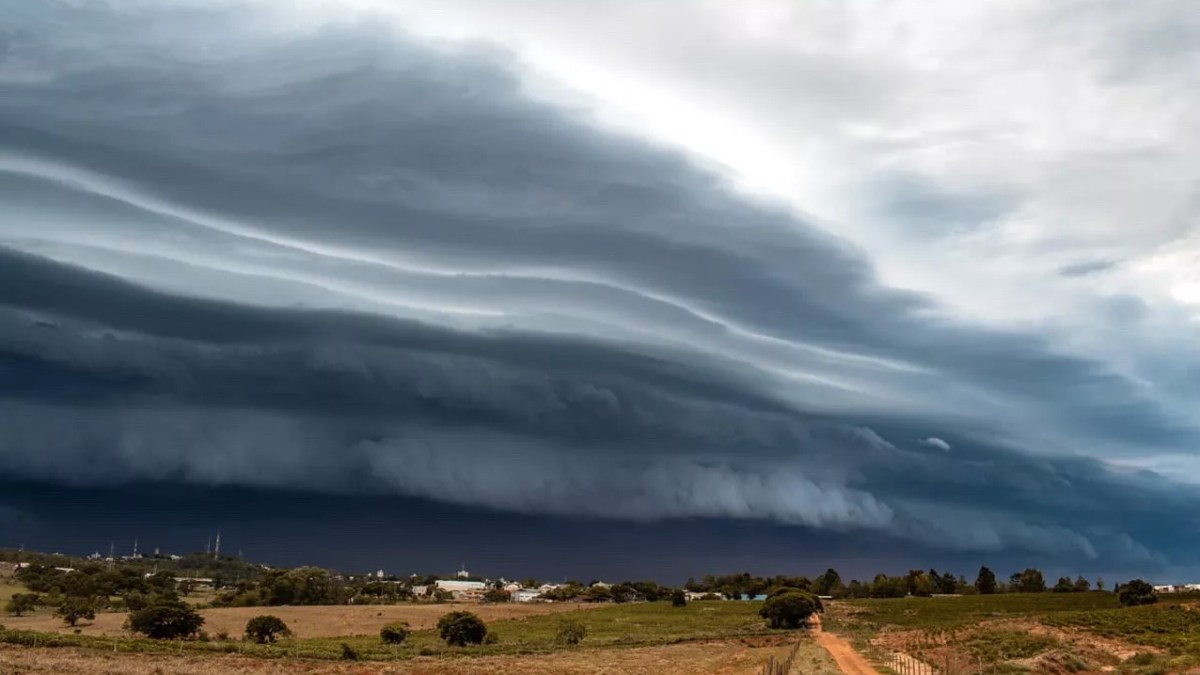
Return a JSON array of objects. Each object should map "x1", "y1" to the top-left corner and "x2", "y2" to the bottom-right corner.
[
  {"x1": 0, "y1": 638, "x2": 840, "y2": 675},
  {"x1": 826, "y1": 593, "x2": 1200, "y2": 674},
  {"x1": 0, "y1": 600, "x2": 842, "y2": 674},
  {"x1": 2, "y1": 600, "x2": 592, "y2": 638}
]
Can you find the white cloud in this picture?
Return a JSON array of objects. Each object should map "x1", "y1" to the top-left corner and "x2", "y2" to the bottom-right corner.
[{"x1": 921, "y1": 437, "x2": 952, "y2": 452}]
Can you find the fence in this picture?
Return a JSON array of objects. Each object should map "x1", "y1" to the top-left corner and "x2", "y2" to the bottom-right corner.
[
  {"x1": 760, "y1": 635, "x2": 804, "y2": 675},
  {"x1": 887, "y1": 652, "x2": 988, "y2": 675}
]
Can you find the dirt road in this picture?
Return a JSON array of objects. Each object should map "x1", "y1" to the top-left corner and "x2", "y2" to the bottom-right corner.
[{"x1": 811, "y1": 615, "x2": 882, "y2": 675}]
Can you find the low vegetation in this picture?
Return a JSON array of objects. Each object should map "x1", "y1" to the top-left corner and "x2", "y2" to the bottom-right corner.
[
  {"x1": 554, "y1": 618, "x2": 586, "y2": 645},
  {"x1": 380, "y1": 621, "x2": 409, "y2": 645}
]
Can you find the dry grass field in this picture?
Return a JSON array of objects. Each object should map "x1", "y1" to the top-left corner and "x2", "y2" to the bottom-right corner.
[
  {"x1": 0, "y1": 637, "x2": 841, "y2": 674},
  {"x1": 2, "y1": 602, "x2": 595, "y2": 638}
]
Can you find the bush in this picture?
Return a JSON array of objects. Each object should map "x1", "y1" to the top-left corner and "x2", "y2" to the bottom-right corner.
[
  {"x1": 437, "y1": 610, "x2": 488, "y2": 646},
  {"x1": 340, "y1": 642, "x2": 360, "y2": 660},
  {"x1": 380, "y1": 621, "x2": 410, "y2": 645},
  {"x1": 244, "y1": 615, "x2": 291, "y2": 644},
  {"x1": 54, "y1": 597, "x2": 95, "y2": 627},
  {"x1": 555, "y1": 619, "x2": 586, "y2": 645},
  {"x1": 482, "y1": 588, "x2": 511, "y2": 603},
  {"x1": 759, "y1": 591, "x2": 819, "y2": 629},
  {"x1": 483, "y1": 631, "x2": 499, "y2": 645},
  {"x1": 1118, "y1": 579, "x2": 1157, "y2": 607},
  {"x1": 125, "y1": 598, "x2": 204, "y2": 640},
  {"x1": 670, "y1": 590, "x2": 687, "y2": 607}
]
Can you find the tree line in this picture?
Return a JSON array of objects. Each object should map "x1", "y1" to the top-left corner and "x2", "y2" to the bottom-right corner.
[{"x1": 683, "y1": 566, "x2": 1117, "y2": 599}]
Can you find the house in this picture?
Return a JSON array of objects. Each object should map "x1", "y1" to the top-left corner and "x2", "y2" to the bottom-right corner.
[
  {"x1": 434, "y1": 579, "x2": 487, "y2": 600},
  {"x1": 1153, "y1": 583, "x2": 1200, "y2": 594},
  {"x1": 512, "y1": 588, "x2": 543, "y2": 603}
]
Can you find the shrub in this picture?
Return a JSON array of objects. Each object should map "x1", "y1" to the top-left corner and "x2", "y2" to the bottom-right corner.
[
  {"x1": 482, "y1": 588, "x2": 511, "y2": 603},
  {"x1": 483, "y1": 631, "x2": 499, "y2": 644},
  {"x1": 670, "y1": 590, "x2": 687, "y2": 607},
  {"x1": 125, "y1": 598, "x2": 204, "y2": 640},
  {"x1": 380, "y1": 621, "x2": 410, "y2": 645},
  {"x1": 555, "y1": 619, "x2": 586, "y2": 645},
  {"x1": 1118, "y1": 579, "x2": 1157, "y2": 607},
  {"x1": 244, "y1": 615, "x2": 291, "y2": 644},
  {"x1": 437, "y1": 610, "x2": 488, "y2": 646},
  {"x1": 340, "y1": 642, "x2": 360, "y2": 660},
  {"x1": 759, "y1": 591, "x2": 819, "y2": 629},
  {"x1": 54, "y1": 597, "x2": 95, "y2": 627},
  {"x1": 216, "y1": 630, "x2": 231, "y2": 641}
]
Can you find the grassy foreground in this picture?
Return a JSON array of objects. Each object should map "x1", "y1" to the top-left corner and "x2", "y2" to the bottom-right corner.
[
  {"x1": 827, "y1": 593, "x2": 1200, "y2": 674},
  {"x1": 0, "y1": 600, "x2": 780, "y2": 661}
]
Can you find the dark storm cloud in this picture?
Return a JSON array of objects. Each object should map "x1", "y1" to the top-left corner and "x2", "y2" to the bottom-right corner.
[
  {"x1": 0, "y1": 2, "x2": 1198, "y2": 572},
  {"x1": 1059, "y1": 259, "x2": 1122, "y2": 277}
]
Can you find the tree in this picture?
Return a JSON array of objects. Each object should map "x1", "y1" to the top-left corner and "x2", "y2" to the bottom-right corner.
[
  {"x1": 1074, "y1": 576, "x2": 1091, "y2": 592},
  {"x1": 380, "y1": 621, "x2": 410, "y2": 645},
  {"x1": 670, "y1": 589, "x2": 687, "y2": 607},
  {"x1": 1117, "y1": 579, "x2": 1157, "y2": 607},
  {"x1": 1014, "y1": 568, "x2": 1046, "y2": 593},
  {"x1": 1096, "y1": 577, "x2": 1105, "y2": 591},
  {"x1": 1052, "y1": 576, "x2": 1075, "y2": 593},
  {"x1": 870, "y1": 574, "x2": 907, "y2": 598},
  {"x1": 126, "y1": 598, "x2": 205, "y2": 640},
  {"x1": 759, "y1": 591, "x2": 819, "y2": 629},
  {"x1": 482, "y1": 588, "x2": 511, "y2": 604},
  {"x1": 815, "y1": 569, "x2": 842, "y2": 596},
  {"x1": 122, "y1": 592, "x2": 150, "y2": 611},
  {"x1": 939, "y1": 573, "x2": 958, "y2": 595},
  {"x1": 5, "y1": 593, "x2": 38, "y2": 617},
  {"x1": 244, "y1": 615, "x2": 291, "y2": 644},
  {"x1": 905, "y1": 570, "x2": 934, "y2": 597},
  {"x1": 520, "y1": 578, "x2": 540, "y2": 589},
  {"x1": 55, "y1": 597, "x2": 95, "y2": 627},
  {"x1": 437, "y1": 611, "x2": 488, "y2": 646},
  {"x1": 555, "y1": 618, "x2": 586, "y2": 645}
]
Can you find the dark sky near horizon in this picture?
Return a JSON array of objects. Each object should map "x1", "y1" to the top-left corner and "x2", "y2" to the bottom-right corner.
[{"x1": 1, "y1": 2, "x2": 1198, "y2": 584}]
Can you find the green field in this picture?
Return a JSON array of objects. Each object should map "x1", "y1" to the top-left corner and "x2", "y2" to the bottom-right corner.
[
  {"x1": 826, "y1": 592, "x2": 1120, "y2": 632},
  {"x1": 0, "y1": 600, "x2": 780, "y2": 661},
  {"x1": 1044, "y1": 604, "x2": 1200, "y2": 651}
]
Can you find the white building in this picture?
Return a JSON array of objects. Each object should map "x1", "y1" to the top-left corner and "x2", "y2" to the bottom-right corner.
[
  {"x1": 435, "y1": 579, "x2": 487, "y2": 600},
  {"x1": 512, "y1": 588, "x2": 543, "y2": 603}
]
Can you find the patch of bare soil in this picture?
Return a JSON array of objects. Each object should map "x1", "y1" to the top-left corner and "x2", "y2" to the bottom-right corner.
[{"x1": 867, "y1": 619, "x2": 1159, "y2": 675}]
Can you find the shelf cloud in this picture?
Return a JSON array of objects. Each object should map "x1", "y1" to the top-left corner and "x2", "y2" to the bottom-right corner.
[{"x1": 1, "y1": 1, "x2": 1198, "y2": 575}]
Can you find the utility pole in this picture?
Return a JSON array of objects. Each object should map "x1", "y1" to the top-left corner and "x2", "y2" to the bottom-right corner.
[
  {"x1": 214, "y1": 529, "x2": 221, "y2": 560},
  {"x1": 132, "y1": 536, "x2": 138, "y2": 558}
]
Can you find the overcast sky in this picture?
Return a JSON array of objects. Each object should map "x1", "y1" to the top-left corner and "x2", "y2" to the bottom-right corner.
[{"x1": 0, "y1": 0, "x2": 1197, "y2": 581}]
